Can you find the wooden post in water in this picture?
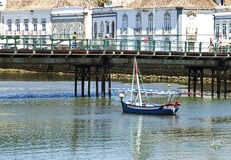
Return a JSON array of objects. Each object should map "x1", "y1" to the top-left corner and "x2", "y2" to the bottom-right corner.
[
  {"x1": 108, "y1": 71, "x2": 111, "y2": 98},
  {"x1": 88, "y1": 67, "x2": 91, "y2": 97},
  {"x1": 211, "y1": 69, "x2": 214, "y2": 98},
  {"x1": 96, "y1": 67, "x2": 99, "y2": 97},
  {"x1": 74, "y1": 66, "x2": 78, "y2": 97},
  {"x1": 81, "y1": 67, "x2": 85, "y2": 97},
  {"x1": 224, "y1": 70, "x2": 227, "y2": 98},
  {"x1": 188, "y1": 68, "x2": 191, "y2": 97},
  {"x1": 200, "y1": 69, "x2": 204, "y2": 97},
  {"x1": 101, "y1": 58, "x2": 111, "y2": 97},
  {"x1": 217, "y1": 69, "x2": 221, "y2": 99},
  {"x1": 193, "y1": 69, "x2": 197, "y2": 97},
  {"x1": 101, "y1": 64, "x2": 106, "y2": 97},
  {"x1": 73, "y1": 59, "x2": 110, "y2": 98}
]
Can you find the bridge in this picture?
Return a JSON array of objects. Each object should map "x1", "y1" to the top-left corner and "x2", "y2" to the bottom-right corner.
[{"x1": 1, "y1": 37, "x2": 231, "y2": 98}]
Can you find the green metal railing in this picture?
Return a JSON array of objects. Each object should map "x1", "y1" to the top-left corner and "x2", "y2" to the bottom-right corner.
[{"x1": 0, "y1": 37, "x2": 230, "y2": 54}]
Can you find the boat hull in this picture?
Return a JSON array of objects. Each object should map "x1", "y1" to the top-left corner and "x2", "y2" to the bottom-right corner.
[{"x1": 121, "y1": 101, "x2": 180, "y2": 115}]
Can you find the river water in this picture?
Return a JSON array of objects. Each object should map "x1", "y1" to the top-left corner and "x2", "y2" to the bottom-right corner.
[{"x1": 0, "y1": 73, "x2": 231, "y2": 160}]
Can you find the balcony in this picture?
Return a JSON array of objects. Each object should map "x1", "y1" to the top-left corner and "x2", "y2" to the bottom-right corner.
[
  {"x1": 14, "y1": 30, "x2": 21, "y2": 35},
  {"x1": 39, "y1": 30, "x2": 47, "y2": 35},
  {"x1": 33, "y1": 31, "x2": 38, "y2": 35},
  {"x1": 5, "y1": 30, "x2": 12, "y2": 35},
  {"x1": 22, "y1": 30, "x2": 29, "y2": 35},
  {"x1": 146, "y1": 28, "x2": 153, "y2": 35},
  {"x1": 98, "y1": 33, "x2": 104, "y2": 38},
  {"x1": 120, "y1": 28, "x2": 128, "y2": 35},
  {"x1": 162, "y1": 28, "x2": 171, "y2": 35},
  {"x1": 186, "y1": 27, "x2": 198, "y2": 35},
  {"x1": 134, "y1": 28, "x2": 142, "y2": 35}
]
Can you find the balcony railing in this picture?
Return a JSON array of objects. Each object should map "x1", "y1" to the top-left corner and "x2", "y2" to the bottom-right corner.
[
  {"x1": 0, "y1": 37, "x2": 229, "y2": 55},
  {"x1": 120, "y1": 28, "x2": 128, "y2": 35},
  {"x1": 33, "y1": 31, "x2": 38, "y2": 35},
  {"x1": 162, "y1": 28, "x2": 171, "y2": 34},
  {"x1": 146, "y1": 28, "x2": 153, "y2": 35},
  {"x1": 134, "y1": 28, "x2": 142, "y2": 35},
  {"x1": 21, "y1": 30, "x2": 29, "y2": 35},
  {"x1": 186, "y1": 27, "x2": 198, "y2": 35},
  {"x1": 98, "y1": 33, "x2": 104, "y2": 38},
  {"x1": 5, "y1": 30, "x2": 12, "y2": 35},
  {"x1": 39, "y1": 30, "x2": 47, "y2": 35}
]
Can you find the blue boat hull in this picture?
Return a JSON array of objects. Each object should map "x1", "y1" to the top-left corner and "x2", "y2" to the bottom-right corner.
[{"x1": 121, "y1": 100, "x2": 180, "y2": 115}]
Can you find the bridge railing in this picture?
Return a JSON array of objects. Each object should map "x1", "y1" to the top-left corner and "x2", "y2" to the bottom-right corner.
[{"x1": 0, "y1": 37, "x2": 230, "y2": 54}]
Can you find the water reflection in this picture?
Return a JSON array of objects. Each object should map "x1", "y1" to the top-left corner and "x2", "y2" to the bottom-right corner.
[{"x1": 0, "y1": 75, "x2": 231, "y2": 159}]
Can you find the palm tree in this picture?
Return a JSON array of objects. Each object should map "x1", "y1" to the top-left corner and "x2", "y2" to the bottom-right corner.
[{"x1": 97, "y1": 0, "x2": 110, "y2": 7}]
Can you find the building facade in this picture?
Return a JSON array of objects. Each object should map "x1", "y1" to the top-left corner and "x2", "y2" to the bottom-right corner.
[
  {"x1": 92, "y1": 6, "x2": 215, "y2": 52},
  {"x1": 51, "y1": 6, "x2": 92, "y2": 40},
  {"x1": 1, "y1": 9, "x2": 52, "y2": 47},
  {"x1": 214, "y1": 6, "x2": 231, "y2": 41}
]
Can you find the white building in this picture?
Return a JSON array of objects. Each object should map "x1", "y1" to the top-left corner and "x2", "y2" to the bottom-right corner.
[
  {"x1": 1, "y1": 9, "x2": 52, "y2": 48},
  {"x1": 214, "y1": 6, "x2": 231, "y2": 40},
  {"x1": 51, "y1": 6, "x2": 92, "y2": 40},
  {"x1": 92, "y1": 5, "x2": 215, "y2": 52},
  {"x1": 0, "y1": 0, "x2": 6, "y2": 11}
]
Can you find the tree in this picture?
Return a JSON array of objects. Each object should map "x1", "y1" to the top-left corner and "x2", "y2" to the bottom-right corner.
[{"x1": 97, "y1": 0, "x2": 110, "y2": 7}]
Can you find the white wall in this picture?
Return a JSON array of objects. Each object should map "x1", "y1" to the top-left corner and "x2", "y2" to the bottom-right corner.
[
  {"x1": 0, "y1": 0, "x2": 6, "y2": 11},
  {"x1": 2, "y1": 9, "x2": 52, "y2": 36}
]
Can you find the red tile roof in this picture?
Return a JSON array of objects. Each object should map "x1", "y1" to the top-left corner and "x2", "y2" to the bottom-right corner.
[
  {"x1": 127, "y1": 0, "x2": 218, "y2": 9},
  {"x1": 6, "y1": 0, "x2": 97, "y2": 10}
]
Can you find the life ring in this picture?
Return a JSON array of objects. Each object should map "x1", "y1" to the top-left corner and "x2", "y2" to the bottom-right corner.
[
  {"x1": 143, "y1": 38, "x2": 148, "y2": 43},
  {"x1": 174, "y1": 101, "x2": 179, "y2": 108},
  {"x1": 28, "y1": 45, "x2": 33, "y2": 50}
]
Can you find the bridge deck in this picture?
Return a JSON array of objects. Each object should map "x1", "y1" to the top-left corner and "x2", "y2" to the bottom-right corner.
[{"x1": 0, "y1": 49, "x2": 230, "y2": 60}]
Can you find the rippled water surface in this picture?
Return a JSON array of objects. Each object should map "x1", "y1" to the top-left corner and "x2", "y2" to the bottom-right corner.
[{"x1": 0, "y1": 77, "x2": 231, "y2": 160}]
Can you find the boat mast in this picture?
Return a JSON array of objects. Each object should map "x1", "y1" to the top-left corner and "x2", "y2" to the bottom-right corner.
[
  {"x1": 134, "y1": 58, "x2": 142, "y2": 106},
  {"x1": 131, "y1": 58, "x2": 135, "y2": 102}
]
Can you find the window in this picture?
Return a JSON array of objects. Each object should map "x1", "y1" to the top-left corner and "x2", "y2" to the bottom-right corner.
[
  {"x1": 229, "y1": 23, "x2": 231, "y2": 39},
  {"x1": 188, "y1": 42, "x2": 195, "y2": 52},
  {"x1": 221, "y1": 0, "x2": 224, "y2": 5},
  {"x1": 16, "y1": 19, "x2": 20, "y2": 31},
  {"x1": 122, "y1": 14, "x2": 128, "y2": 32},
  {"x1": 164, "y1": 12, "x2": 171, "y2": 33},
  {"x1": 33, "y1": 18, "x2": 37, "y2": 31},
  {"x1": 41, "y1": 18, "x2": 46, "y2": 31},
  {"x1": 106, "y1": 20, "x2": 109, "y2": 34},
  {"x1": 120, "y1": 39, "x2": 127, "y2": 50},
  {"x1": 53, "y1": 25, "x2": 58, "y2": 34},
  {"x1": 100, "y1": 21, "x2": 104, "y2": 32},
  {"x1": 111, "y1": 21, "x2": 115, "y2": 38},
  {"x1": 77, "y1": 23, "x2": 83, "y2": 39},
  {"x1": 136, "y1": 13, "x2": 141, "y2": 29},
  {"x1": 61, "y1": 23, "x2": 66, "y2": 38},
  {"x1": 7, "y1": 19, "x2": 12, "y2": 31},
  {"x1": 215, "y1": 23, "x2": 220, "y2": 37},
  {"x1": 94, "y1": 21, "x2": 97, "y2": 39},
  {"x1": 148, "y1": 13, "x2": 153, "y2": 31},
  {"x1": 188, "y1": 15, "x2": 195, "y2": 34},
  {"x1": 53, "y1": 25, "x2": 58, "y2": 38},
  {"x1": 164, "y1": 38, "x2": 170, "y2": 51},
  {"x1": 24, "y1": 19, "x2": 29, "y2": 31},
  {"x1": 135, "y1": 12, "x2": 142, "y2": 34},
  {"x1": 222, "y1": 22, "x2": 227, "y2": 38},
  {"x1": 69, "y1": 24, "x2": 74, "y2": 38}
]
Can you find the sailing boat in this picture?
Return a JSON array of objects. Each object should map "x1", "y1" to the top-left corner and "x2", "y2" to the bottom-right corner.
[{"x1": 114, "y1": 58, "x2": 181, "y2": 115}]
